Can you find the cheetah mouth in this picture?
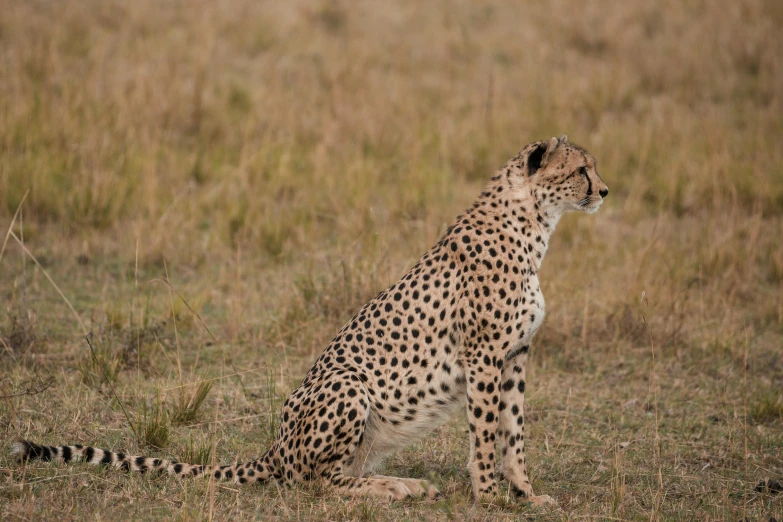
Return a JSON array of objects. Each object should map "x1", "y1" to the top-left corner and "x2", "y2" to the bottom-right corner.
[{"x1": 578, "y1": 196, "x2": 603, "y2": 213}]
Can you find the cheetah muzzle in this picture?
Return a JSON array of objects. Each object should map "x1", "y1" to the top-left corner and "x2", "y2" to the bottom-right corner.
[{"x1": 13, "y1": 135, "x2": 608, "y2": 506}]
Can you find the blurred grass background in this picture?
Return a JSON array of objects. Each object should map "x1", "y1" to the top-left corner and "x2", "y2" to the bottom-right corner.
[{"x1": 1, "y1": 1, "x2": 782, "y2": 520}]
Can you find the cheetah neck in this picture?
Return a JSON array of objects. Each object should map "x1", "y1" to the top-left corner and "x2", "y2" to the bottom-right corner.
[
  {"x1": 473, "y1": 182, "x2": 562, "y2": 273},
  {"x1": 516, "y1": 204, "x2": 560, "y2": 273}
]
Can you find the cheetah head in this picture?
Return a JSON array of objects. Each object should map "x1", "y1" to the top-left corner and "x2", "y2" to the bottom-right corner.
[{"x1": 521, "y1": 135, "x2": 608, "y2": 215}]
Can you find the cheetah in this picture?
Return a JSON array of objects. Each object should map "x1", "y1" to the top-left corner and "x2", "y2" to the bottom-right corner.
[{"x1": 14, "y1": 135, "x2": 608, "y2": 506}]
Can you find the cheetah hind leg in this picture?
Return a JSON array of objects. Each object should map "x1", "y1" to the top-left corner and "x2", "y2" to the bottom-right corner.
[
  {"x1": 310, "y1": 373, "x2": 438, "y2": 500},
  {"x1": 339, "y1": 420, "x2": 440, "y2": 499}
]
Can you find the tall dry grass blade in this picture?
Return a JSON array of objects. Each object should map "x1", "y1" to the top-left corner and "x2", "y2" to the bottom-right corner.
[
  {"x1": 9, "y1": 230, "x2": 87, "y2": 335},
  {"x1": 641, "y1": 291, "x2": 663, "y2": 521},
  {"x1": 0, "y1": 189, "x2": 29, "y2": 265}
]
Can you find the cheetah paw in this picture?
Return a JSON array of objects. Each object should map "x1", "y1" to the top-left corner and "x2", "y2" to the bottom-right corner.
[
  {"x1": 528, "y1": 494, "x2": 557, "y2": 507},
  {"x1": 369, "y1": 476, "x2": 440, "y2": 500}
]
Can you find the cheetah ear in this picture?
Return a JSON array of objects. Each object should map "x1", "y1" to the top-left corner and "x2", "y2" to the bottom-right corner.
[
  {"x1": 527, "y1": 136, "x2": 565, "y2": 176},
  {"x1": 541, "y1": 136, "x2": 563, "y2": 168},
  {"x1": 526, "y1": 143, "x2": 547, "y2": 176}
]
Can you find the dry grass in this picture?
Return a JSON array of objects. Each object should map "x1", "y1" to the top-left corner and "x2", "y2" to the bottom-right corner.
[{"x1": 1, "y1": 0, "x2": 782, "y2": 520}]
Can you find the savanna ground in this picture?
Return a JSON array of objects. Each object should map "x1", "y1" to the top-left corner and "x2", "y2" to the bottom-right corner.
[{"x1": 1, "y1": 1, "x2": 782, "y2": 520}]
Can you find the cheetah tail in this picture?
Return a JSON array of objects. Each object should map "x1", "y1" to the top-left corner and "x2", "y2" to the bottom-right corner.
[{"x1": 12, "y1": 439, "x2": 278, "y2": 484}]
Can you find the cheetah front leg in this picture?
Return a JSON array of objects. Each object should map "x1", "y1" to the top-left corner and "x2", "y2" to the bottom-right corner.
[
  {"x1": 497, "y1": 346, "x2": 555, "y2": 506},
  {"x1": 464, "y1": 339, "x2": 503, "y2": 501}
]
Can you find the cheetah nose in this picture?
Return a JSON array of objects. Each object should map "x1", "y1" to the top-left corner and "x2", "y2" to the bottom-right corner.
[{"x1": 599, "y1": 187, "x2": 608, "y2": 198}]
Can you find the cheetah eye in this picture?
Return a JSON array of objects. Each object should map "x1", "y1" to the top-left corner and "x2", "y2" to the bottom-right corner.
[{"x1": 579, "y1": 166, "x2": 587, "y2": 177}]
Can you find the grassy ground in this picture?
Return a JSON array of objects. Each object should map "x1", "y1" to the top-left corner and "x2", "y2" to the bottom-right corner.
[{"x1": 1, "y1": 0, "x2": 782, "y2": 520}]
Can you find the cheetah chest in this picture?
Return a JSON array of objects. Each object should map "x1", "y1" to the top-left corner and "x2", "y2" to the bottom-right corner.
[{"x1": 512, "y1": 275, "x2": 545, "y2": 349}]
